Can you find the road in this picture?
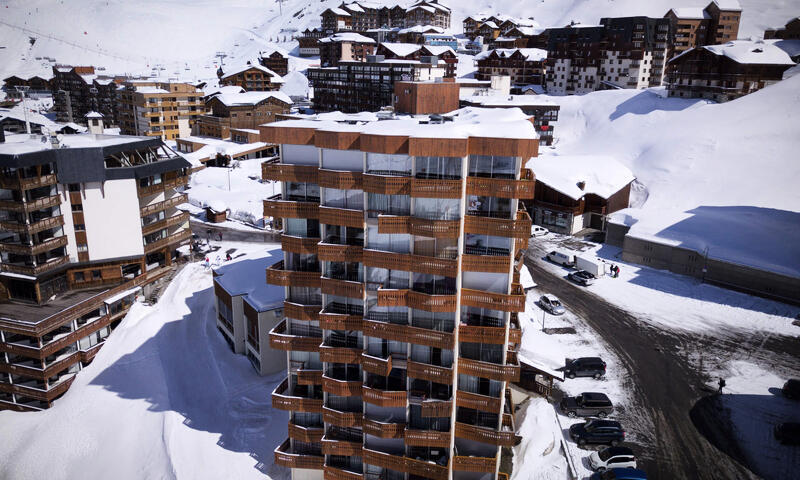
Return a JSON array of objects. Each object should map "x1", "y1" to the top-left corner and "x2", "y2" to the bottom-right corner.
[{"x1": 523, "y1": 251, "x2": 775, "y2": 480}]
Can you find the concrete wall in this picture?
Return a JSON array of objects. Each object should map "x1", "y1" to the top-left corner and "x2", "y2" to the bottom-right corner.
[
  {"x1": 82, "y1": 179, "x2": 144, "y2": 261},
  {"x1": 255, "y1": 305, "x2": 286, "y2": 375},
  {"x1": 291, "y1": 468, "x2": 323, "y2": 480}
]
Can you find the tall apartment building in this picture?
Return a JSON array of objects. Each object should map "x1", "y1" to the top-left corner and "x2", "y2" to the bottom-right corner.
[
  {"x1": 194, "y1": 91, "x2": 293, "y2": 139},
  {"x1": 219, "y1": 63, "x2": 285, "y2": 92},
  {"x1": 50, "y1": 66, "x2": 122, "y2": 125},
  {"x1": 0, "y1": 133, "x2": 191, "y2": 410},
  {"x1": 260, "y1": 51, "x2": 290, "y2": 77},
  {"x1": 474, "y1": 48, "x2": 548, "y2": 87},
  {"x1": 118, "y1": 81, "x2": 206, "y2": 140},
  {"x1": 765, "y1": 17, "x2": 800, "y2": 40},
  {"x1": 306, "y1": 56, "x2": 446, "y2": 113},
  {"x1": 321, "y1": 1, "x2": 450, "y2": 34},
  {"x1": 545, "y1": 17, "x2": 670, "y2": 95},
  {"x1": 664, "y1": 1, "x2": 742, "y2": 58},
  {"x1": 260, "y1": 106, "x2": 535, "y2": 480},
  {"x1": 319, "y1": 33, "x2": 377, "y2": 68},
  {"x1": 377, "y1": 44, "x2": 458, "y2": 78}
]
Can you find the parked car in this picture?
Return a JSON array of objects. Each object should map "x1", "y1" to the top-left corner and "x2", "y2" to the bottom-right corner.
[
  {"x1": 538, "y1": 294, "x2": 566, "y2": 315},
  {"x1": 590, "y1": 468, "x2": 647, "y2": 480},
  {"x1": 588, "y1": 446, "x2": 637, "y2": 472},
  {"x1": 782, "y1": 379, "x2": 800, "y2": 400},
  {"x1": 547, "y1": 250, "x2": 574, "y2": 266},
  {"x1": 531, "y1": 225, "x2": 549, "y2": 237},
  {"x1": 774, "y1": 422, "x2": 800, "y2": 445},
  {"x1": 568, "y1": 269, "x2": 596, "y2": 286},
  {"x1": 560, "y1": 392, "x2": 614, "y2": 418},
  {"x1": 569, "y1": 419, "x2": 625, "y2": 446},
  {"x1": 565, "y1": 357, "x2": 607, "y2": 379}
]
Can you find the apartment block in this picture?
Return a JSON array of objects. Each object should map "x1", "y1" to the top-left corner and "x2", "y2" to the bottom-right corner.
[
  {"x1": 377, "y1": 44, "x2": 458, "y2": 78},
  {"x1": 50, "y1": 66, "x2": 123, "y2": 125},
  {"x1": 664, "y1": 1, "x2": 742, "y2": 58},
  {"x1": 392, "y1": 80, "x2": 459, "y2": 115},
  {"x1": 194, "y1": 91, "x2": 293, "y2": 139},
  {"x1": 474, "y1": 48, "x2": 548, "y2": 87},
  {"x1": 665, "y1": 39, "x2": 796, "y2": 102},
  {"x1": 0, "y1": 133, "x2": 191, "y2": 410},
  {"x1": 260, "y1": 50, "x2": 290, "y2": 77},
  {"x1": 299, "y1": 29, "x2": 326, "y2": 57},
  {"x1": 306, "y1": 56, "x2": 446, "y2": 113},
  {"x1": 319, "y1": 33, "x2": 377, "y2": 68},
  {"x1": 260, "y1": 106, "x2": 536, "y2": 480},
  {"x1": 219, "y1": 63, "x2": 285, "y2": 92},
  {"x1": 321, "y1": 1, "x2": 450, "y2": 34},
  {"x1": 765, "y1": 17, "x2": 800, "y2": 40},
  {"x1": 118, "y1": 81, "x2": 206, "y2": 140}
]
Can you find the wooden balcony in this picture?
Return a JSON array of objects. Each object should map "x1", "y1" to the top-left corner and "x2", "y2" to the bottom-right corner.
[
  {"x1": 461, "y1": 254, "x2": 511, "y2": 274},
  {"x1": 137, "y1": 176, "x2": 188, "y2": 198},
  {"x1": 320, "y1": 277, "x2": 364, "y2": 299},
  {"x1": 362, "y1": 386, "x2": 407, "y2": 408},
  {"x1": 454, "y1": 422, "x2": 517, "y2": 447},
  {"x1": 0, "y1": 235, "x2": 67, "y2": 256},
  {"x1": 404, "y1": 429, "x2": 451, "y2": 448},
  {"x1": 362, "y1": 174, "x2": 411, "y2": 195},
  {"x1": 452, "y1": 455, "x2": 498, "y2": 473},
  {"x1": 143, "y1": 229, "x2": 191, "y2": 254},
  {"x1": 509, "y1": 319, "x2": 521, "y2": 344},
  {"x1": 322, "y1": 375, "x2": 362, "y2": 397},
  {"x1": 321, "y1": 437, "x2": 363, "y2": 456},
  {"x1": 361, "y1": 448, "x2": 448, "y2": 480},
  {"x1": 461, "y1": 286, "x2": 525, "y2": 313},
  {"x1": 0, "y1": 174, "x2": 57, "y2": 191},
  {"x1": 376, "y1": 289, "x2": 457, "y2": 313},
  {"x1": 319, "y1": 345, "x2": 362, "y2": 364},
  {"x1": 318, "y1": 169, "x2": 362, "y2": 190},
  {"x1": 456, "y1": 390, "x2": 502, "y2": 414},
  {"x1": 269, "y1": 320, "x2": 322, "y2": 352},
  {"x1": 410, "y1": 178, "x2": 462, "y2": 199},
  {"x1": 466, "y1": 170, "x2": 535, "y2": 199},
  {"x1": 458, "y1": 357, "x2": 520, "y2": 382},
  {"x1": 377, "y1": 215, "x2": 460, "y2": 239},
  {"x1": 360, "y1": 353, "x2": 392, "y2": 376},
  {"x1": 271, "y1": 378, "x2": 323, "y2": 413},
  {"x1": 323, "y1": 406, "x2": 363, "y2": 427},
  {"x1": 362, "y1": 418, "x2": 406, "y2": 438},
  {"x1": 464, "y1": 210, "x2": 532, "y2": 239},
  {"x1": 262, "y1": 163, "x2": 319, "y2": 183},
  {"x1": 420, "y1": 399, "x2": 453, "y2": 418},
  {"x1": 296, "y1": 369, "x2": 323, "y2": 385},
  {"x1": 406, "y1": 360, "x2": 453, "y2": 384},
  {"x1": 274, "y1": 439, "x2": 324, "y2": 470},
  {"x1": 266, "y1": 260, "x2": 320, "y2": 288},
  {"x1": 324, "y1": 465, "x2": 364, "y2": 480},
  {"x1": 319, "y1": 312, "x2": 363, "y2": 331},
  {"x1": 263, "y1": 196, "x2": 319, "y2": 219},
  {"x1": 319, "y1": 206, "x2": 364, "y2": 228},
  {"x1": 141, "y1": 211, "x2": 190, "y2": 236},
  {"x1": 284, "y1": 301, "x2": 320, "y2": 321},
  {"x1": 0, "y1": 194, "x2": 60, "y2": 213},
  {"x1": 317, "y1": 243, "x2": 363, "y2": 262},
  {"x1": 282, "y1": 234, "x2": 320, "y2": 254},
  {"x1": 459, "y1": 325, "x2": 506, "y2": 344},
  {"x1": 0, "y1": 375, "x2": 75, "y2": 402},
  {"x1": 362, "y1": 320, "x2": 454, "y2": 350},
  {"x1": 139, "y1": 193, "x2": 187, "y2": 217},
  {"x1": 362, "y1": 249, "x2": 457, "y2": 277},
  {"x1": 288, "y1": 422, "x2": 324, "y2": 443},
  {"x1": 1, "y1": 255, "x2": 69, "y2": 277}
]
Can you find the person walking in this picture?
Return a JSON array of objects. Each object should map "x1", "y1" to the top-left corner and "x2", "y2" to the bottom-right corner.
[{"x1": 717, "y1": 377, "x2": 726, "y2": 395}]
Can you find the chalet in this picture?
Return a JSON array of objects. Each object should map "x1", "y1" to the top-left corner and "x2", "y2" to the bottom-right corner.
[
  {"x1": 528, "y1": 155, "x2": 634, "y2": 235},
  {"x1": 298, "y1": 28, "x2": 324, "y2": 57},
  {"x1": 318, "y1": 32, "x2": 376, "y2": 67},
  {"x1": 377, "y1": 42, "x2": 458, "y2": 77},
  {"x1": 194, "y1": 91, "x2": 293, "y2": 139},
  {"x1": 405, "y1": 0, "x2": 451, "y2": 29},
  {"x1": 665, "y1": 39, "x2": 796, "y2": 102},
  {"x1": 765, "y1": 17, "x2": 800, "y2": 40},
  {"x1": 219, "y1": 62, "x2": 284, "y2": 92},
  {"x1": 258, "y1": 50, "x2": 289, "y2": 76},
  {"x1": 477, "y1": 21, "x2": 501, "y2": 43},
  {"x1": 321, "y1": 7, "x2": 353, "y2": 32},
  {"x1": 397, "y1": 24, "x2": 444, "y2": 44},
  {"x1": 475, "y1": 48, "x2": 548, "y2": 86}
]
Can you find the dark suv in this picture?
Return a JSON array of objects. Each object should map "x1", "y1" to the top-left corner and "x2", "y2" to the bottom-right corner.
[
  {"x1": 782, "y1": 379, "x2": 800, "y2": 400},
  {"x1": 560, "y1": 392, "x2": 614, "y2": 418},
  {"x1": 565, "y1": 357, "x2": 607, "y2": 379},
  {"x1": 569, "y1": 419, "x2": 625, "y2": 446}
]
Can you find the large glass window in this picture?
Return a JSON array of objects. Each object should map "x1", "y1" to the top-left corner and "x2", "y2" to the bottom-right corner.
[
  {"x1": 365, "y1": 266, "x2": 409, "y2": 291},
  {"x1": 366, "y1": 153, "x2": 411, "y2": 175},
  {"x1": 286, "y1": 182, "x2": 319, "y2": 201},
  {"x1": 412, "y1": 273, "x2": 456, "y2": 295},
  {"x1": 324, "y1": 188, "x2": 363, "y2": 210},
  {"x1": 464, "y1": 234, "x2": 512, "y2": 256},
  {"x1": 468, "y1": 155, "x2": 516, "y2": 178},
  {"x1": 414, "y1": 197, "x2": 460, "y2": 221},
  {"x1": 367, "y1": 193, "x2": 410, "y2": 217},
  {"x1": 466, "y1": 195, "x2": 513, "y2": 219},
  {"x1": 416, "y1": 156, "x2": 462, "y2": 179},
  {"x1": 366, "y1": 226, "x2": 410, "y2": 253},
  {"x1": 285, "y1": 218, "x2": 320, "y2": 238}
]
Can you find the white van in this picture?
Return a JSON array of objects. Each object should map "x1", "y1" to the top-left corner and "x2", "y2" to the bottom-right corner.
[{"x1": 547, "y1": 250, "x2": 574, "y2": 267}]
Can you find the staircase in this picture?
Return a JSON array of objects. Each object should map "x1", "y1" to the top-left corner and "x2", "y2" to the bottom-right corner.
[{"x1": 147, "y1": 266, "x2": 179, "y2": 304}]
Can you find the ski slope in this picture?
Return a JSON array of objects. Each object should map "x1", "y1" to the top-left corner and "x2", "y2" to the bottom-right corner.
[{"x1": 0, "y1": 0, "x2": 796, "y2": 83}]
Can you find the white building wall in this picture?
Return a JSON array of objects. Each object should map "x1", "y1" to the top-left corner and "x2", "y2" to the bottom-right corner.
[
  {"x1": 57, "y1": 184, "x2": 78, "y2": 261},
  {"x1": 257, "y1": 308, "x2": 287, "y2": 375},
  {"x1": 291, "y1": 468, "x2": 323, "y2": 480},
  {"x1": 81, "y1": 179, "x2": 144, "y2": 261}
]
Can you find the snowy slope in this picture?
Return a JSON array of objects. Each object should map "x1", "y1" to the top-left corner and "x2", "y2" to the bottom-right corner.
[
  {"x1": 0, "y1": 0, "x2": 796, "y2": 82},
  {"x1": 0, "y1": 251, "x2": 288, "y2": 480},
  {"x1": 530, "y1": 77, "x2": 800, "y2": 277}
]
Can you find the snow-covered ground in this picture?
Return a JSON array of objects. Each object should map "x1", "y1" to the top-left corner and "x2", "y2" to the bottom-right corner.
[{"x1": 0, "y1": 242, "x2": 288, "y2": 480}]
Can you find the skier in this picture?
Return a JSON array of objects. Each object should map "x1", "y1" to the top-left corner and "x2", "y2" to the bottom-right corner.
[{"x1": 226, "y1": 252, "x2": 232, "y2": 261}]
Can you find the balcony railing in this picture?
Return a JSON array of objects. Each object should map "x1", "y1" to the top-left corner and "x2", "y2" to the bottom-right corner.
[
  {"x1": 376, "y1": 289, "x2": 457, "y2": 313},
  {"x1": 271, "y1": 378, "x2": 323, "y2": 413},
  {"x1": 266, "y1": 260, "x2": 321, "y2": 288},
  {"x1": 456, "y1": 390, "x2": 502, "y2": 414},
  {"x1": 361, "y1": 448, "x2": 448, "y2": 480},
  {"x1": 143, "y1": 229, "x2": 191, "y2": 254},
  {"x1": 284, "y1": 301, "x2": 321, "y2": 321},
  {"x1": 461, "y1": 284, "x2": 526, "y2": 312},
  {"x1": 318, "y1": 169, "x2": 363, "y2": 190},
  {"x1": 362, "y1": 249, "x2": 457, "y2": 277},
  {"x1": 406, "y1": 360, "x2": 453, "y2": 384},
  {"x1": 454, "y1": 422, "x2": 518, "y2": 447},
  {"x1": 377, "y1": 215, "x2": 460, "y2": 239},
  {"x1": 141, "y1": 211, "x2": 190, "y2": 236},
  {"x1": 362, "y1": 319, "x2": 454, "y2": 350},
  {"x1": 360, "y1": 352, "x2": 393, "y2": 376},
  {"x1": 139, "y1": 193, "x2": 187, "y2": 217},
  {"x1": 459, "y1": 325, "x2": 507, "y2": 344},
  {"x1": 282, "y1": 234, "x2": 320, "y2": 254},
  {"x1": 296, "y1": 369, "x2": 323, "y2": 385},
  {"x1": 288, "y1": 422, "x2": 324, "y2": 443},
  {"x1": 461, "y1": 253, "x2": 511, "y2": 273},
  {"x1": 274, "y1": 439, "x2": 324, "y2": 470},
  {"x1": 321, "y1": 437, "x2": 362, "y2": 457},
  {"x1": 319, "y1": 311, "x2": 363, "y2": 331},
  {"x1": 263, "y1": 195, "x2": 320, "y2": 219},
  {"x1": 458, "y1": 357, "x2": 520, "y2": 382},
  {"x1": 362, "y1": 385, "x2": 407, "y2": 408},
  {"x1": 362, "y1": 417, "x2": 406, "y2": 438},
  {"x1": 466, "y1": 170, "x2": 535, "y2": 199},
  {"x1": 319, "y1": 344, "x2": 362, "y2": 364},
  {"x1": 452, "y1": 455, "x2": 498, "y2": 473},
  {"x1": 317, "y1": 242, "x2": 363, "y2": 262},
  {"x1": 0, "y1": 195, "x2": 61, "y2": 213},
  {"x1": 322, "y1": 375, "x2": 362, "y2": 397},
  {"x1": 404, "y1": 429, "x2": 451, "y2": 447},
  {"x1": 319, "y1": 206, "x2": 364, "y2": 229},
  {"x1": 0, "y1": 174, "x2": 57, "y2": 191},
  {"x1": 323, "y1": 406, "x2": 363, "y2": 427},
  {"x1": 262, "y1": 163, "x2": 319, "y2": 183},
  {"x1": 0, "y1": 235, "x2": 67, "y2": 256},
  {"x1": 269, "y1": 320, "x2": 322, "y2": 352},
  {"x1": 410, "y1": 178, "x2": 462, "y2": 198},
  {"x1": 362, "y1": 173, "x2": 411, "y2": 195},
  {"x1": 420, "y1": 399, "x2": 453, "y2": 418},
  {"x1": 1, "y1": 255, "x2": 69, "y2": 277},
  {"x1": 321, "y1": 277, "x2": 364, "y2": 299},
  {"x1": 464, "y1": 210, "x2": 531, "y2": 239}
]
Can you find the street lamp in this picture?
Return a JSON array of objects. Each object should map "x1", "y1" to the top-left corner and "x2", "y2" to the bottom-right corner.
[{"x1": 14, "y1": 86, "x2": 31, "y2": 134}]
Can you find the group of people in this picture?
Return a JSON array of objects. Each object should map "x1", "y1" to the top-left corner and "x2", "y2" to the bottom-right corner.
[{"x1": 610, "y1": 264, "x2": 621, "y2": 278}]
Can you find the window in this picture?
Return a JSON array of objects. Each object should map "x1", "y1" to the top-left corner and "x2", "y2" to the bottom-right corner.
[
  {"x1": 74, "y1": 223, "x2": 86, "y2": 231},
  {"x1": 68, "y1": 183, "x2": 81, "y2": 192},
  {"x1": 74, "y1": 271, "x2": 85, "y2": 282},
  {"x1": 92, "y1": 270, "x2": 101, "y2": 280},
  {"x1": 77, "y1": 243, "x2": 88, "y2": 252}
]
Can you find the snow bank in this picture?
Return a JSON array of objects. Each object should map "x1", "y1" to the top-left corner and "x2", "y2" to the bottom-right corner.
[
  {"x1": 213, "y1": 248, "x2": 284, "y2": 312},
  {"x1": 511, "y1": 397, "x2": 569, "y2": 480}
]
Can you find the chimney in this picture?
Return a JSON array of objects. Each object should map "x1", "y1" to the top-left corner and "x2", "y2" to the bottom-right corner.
[{"x1": 577, "y1": 181, "x2": 586, "y2": 191}]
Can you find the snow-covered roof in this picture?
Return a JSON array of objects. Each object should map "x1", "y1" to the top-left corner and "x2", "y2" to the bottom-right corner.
[
  {"x1": 424, "y1": 45, "x2": 456, "y2": 57},
  {"x1": 319, "y1": 32, "x2": 375, "y2": 44},
  {"x1": 475, "y1": 48, "x2": 548, "y2": 62},
  {"x1": 462, "y1": 94, "x2": 556, "y2": 106},
  {"x1": 207, "y1": 200, "x2": 227, "y2": 213},
  {"x1": 407, "y1": 0, "x2": 450, "y2": 13},
  {"x1": 213, "y1": 248, "x2": 284, "y2": 312},
  {"x1": 205, "y1": 85, "x2": 246, "y2": 97},
  {"x1": 713, "y1": 0, "x2": 742, "y2": 11},
  {"x1": 325, "y1": 7, "x2": 351, "y2": 16},
  {"x1": 668, "y1": 7, "x2": 711, "y2": 19},
  {"x1": 398, "y1": 25, "x2": 444, "y2": 34},
  {"x1": 481, "y1": 21, "x2": 499, "y2": 30},
  {"x1": 527, "y1": 155, "x2": 634, "y2": 201},
  {"x1": 0, "y1": 104, "x2": 61, "y2": 130},
  {"x1": 703, "y1": 40, "x2": 796, "y2": 65},
  {"x1": 381, "y1": 43, "x2": 424, "y2": 57},
  {"x1": 85, "y1": 111, "x2": 104, "y2": 118},
  {"x1": 134, "y1": 86, "x2": 169, "y2": 94},
  {"x1": 221, "y1": 63, "x2": 284, "y2": 82},
  {"x1": 343, "y1": 2, "x2": 364, "y2": 13},
  {"x1": 212, "y1": 91, "x2": 293, "y2": 107},
  {"x1": 408, "y1": 5, "x2": 435, "y2": 14}
]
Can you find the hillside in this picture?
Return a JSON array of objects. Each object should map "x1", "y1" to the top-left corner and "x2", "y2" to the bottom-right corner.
[{"x1": 0, "y1": 0, "x2": 796, "y2": 82}]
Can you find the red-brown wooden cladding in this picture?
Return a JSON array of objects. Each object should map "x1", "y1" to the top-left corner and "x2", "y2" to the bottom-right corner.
[
  {"x1": 320, "y1": 277, "x2": 365, "y2": 299},
  {"x1": 419, "y1": 400, "x2": 453, "y2": 418},
  {"x1": 361, "y1": 386, "x2": 407, "y2": 407},
  {"x1": 466, "y1": 169, "x2": 535, "y2": 199},
  {"x1": 458, "y1": 357, "x2": 521, "y2": 382},
  {"x1": 359, "y1": 134, "x2": 409, "y2": 154},
  {"x1": 404, "y1": 429, "x2": 452, "y2": 447},
  {"x1": 283, "y1": 301, "x2": 321, "y2": 321},
  {"x1": 321, "y1": 438, "x2": 363, "y2": 456},
  {"x1": 317, "y1": 243, "x2": 363, "y2": 263},
  {"x1": 324, "y1": 466, "x2": 364, "y2": 480},
  {"x1": 408, "y1": 137, "x2": 468, "y2": 157},
  {"x1": 461, "y1": 254, "x2": 511, "y2": 273},
  {"x1": 319, "y1": 312, "x2": 363, "y2": 331},
  {"x1": 452, "y1": 455, "x2": 498, "y2": 473},
  {"x1": 375, "y1": 289, "x2": 458, "y2": 313},
  {"x1": 468, "y1": 136, "x2": 538, "y2": 158},
  {"x1": 260, "y1": 125, "x2": 316, "y2": 145},
  {"x1": 319, "y1": 345, "x2": 362, "y2": 364},
  {"x1": 410, "y1": 178, "x2": 463, "y2": 198},
  {"x1": 463, "y1": 210, "x2": 532, "y2": 239},
  {"x1": 322, "y1": 375, "x2": 362, "y2": 396},
  {"x1": 296, "y1": 369, "x2": 323, "y2": 385},
  {"x1": 274, "y1": 439, "x2": 324, "y2": 469},
  {"x1": 460, "y1": 287, "x2": 526, "y2": 313},
  {"x1": 377, "y1": 215, "x2": 460, "y2": 239},
  {"x1": 319, "y1": 206, "x2": 364, "y2": 228},
  {"x1": 269, "y1": 320, "x2": 322, "y2": 352},
  {"x1": 263, "y1": 198, "x2": 320, "y2": 219},
  {"x1": 360, "y1": 353, "x2": 393, "y2": 376},
  {"x1": 454, "y1": 422, "x2": 518, "y2": 447},
  {"x1": 362, "y1": 319, "x2": 454, "y2": 350},
  {"x1": 362, "y1": 249, "x2": 457, "y2": 277},
  {"x1": 406, "y1": 360, "x2": 453, "y2": 384},
  {"x1": 266, "y1": 260, "x2": 321, "y2": 288},
  {"x1": 456, "y1": 390, "x2": 502, "y2": 414},
  {"x1": 314, "y1": 130, "x2": 361, "y2": 150},
  {"x1": 282, "y1": 234, "x2": 320, "y2": 254},
  {"x1": 323, "y1": 407, "x2": 364, "y2": 427},
  {"x1": 288, "y1": 422, "x2": 324, "y2": 442},
  {"x1": 361, "y1": 448, "x2": 448, "y2": 480},
  {"x1": 318, "y1": 169, "x2": 363, "y2": 189},
  {"x1": 262, "y1": 163, "x2": 319, "y2": 183},
  {"x1": 459, "y1": 325, "x2": 506, "y2": 344},
  {"x1": 362, "y1": 418, "x2": 406, "y2": 438},
  {"x1": 362, "y1": 174, "x2": 411, "y2": 195},
  {"x1": 271, "y1": 378, "x2": 324, "y2": 412}
]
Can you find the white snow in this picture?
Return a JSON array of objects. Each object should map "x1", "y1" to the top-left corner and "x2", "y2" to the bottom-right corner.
[
  {"x1": 0, "y1": 259, "x2": 288, "y2": 480},
  {"x1": 702, "y1": 39, "x2": 796, "y2": 65},
  {"x1": 511, "y1": 397, "x2": 570, "y2": 480},
  {"x1": 527, "y1": 155, "x2": 635, "y2": 201},
  {"x1": 213, "y1": 247, "x2": 284, "y2": 312},
  {"x1": 474, "y1": 48, "x2": 548, "y2": 62},
  {"x1": 319, "y1": 32, "x2": 375, "y2": 44},
  {"x1": 212, "y1": 91, "x2": 293, "y2": 107}
]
